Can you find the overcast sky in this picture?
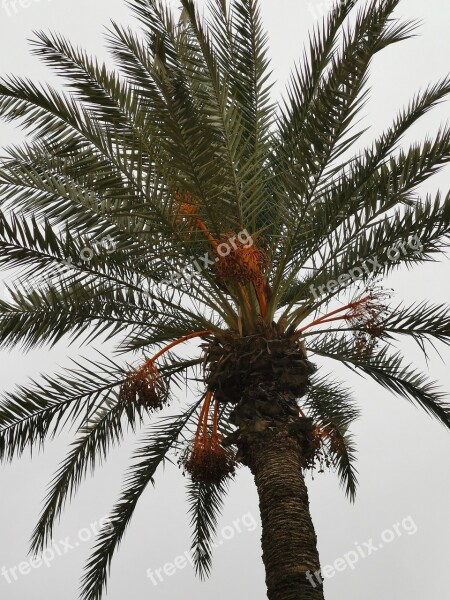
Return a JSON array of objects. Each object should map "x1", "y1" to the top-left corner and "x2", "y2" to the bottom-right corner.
[{"x1": 1, "y1": 1, "x2": 450, "y2": 599}]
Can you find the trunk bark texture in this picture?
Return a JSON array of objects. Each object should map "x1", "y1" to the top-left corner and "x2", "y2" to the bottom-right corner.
[{"x1": 246, "y1": 426, "x2": 324, "y2": 600}]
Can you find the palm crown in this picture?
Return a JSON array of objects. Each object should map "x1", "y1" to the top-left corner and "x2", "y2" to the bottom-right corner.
[{"x1": 1, "y1": 0, "x2": 450, "y2": 599}]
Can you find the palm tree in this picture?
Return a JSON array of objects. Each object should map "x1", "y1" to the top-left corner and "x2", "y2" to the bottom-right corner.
[{"x1": 1, "y1": 0, "x2": 450, "y2": 598}]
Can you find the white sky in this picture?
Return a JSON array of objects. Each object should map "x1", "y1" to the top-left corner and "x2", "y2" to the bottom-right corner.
[{"x1": 0, "y1": 1, "x2": 450, "y2": 599}]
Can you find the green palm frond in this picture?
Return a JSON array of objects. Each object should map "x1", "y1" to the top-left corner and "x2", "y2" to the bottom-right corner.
[
  {"x1": 309, "y1": 337, "x2": 450, "y2": 428},
  {"x1": 382, "y1": 301, "x2": 450, "y2": 348},
  {"x1": 303, "y1": 374, "x2": 359, "y2": 428},
  {"x1": 303, "y1": 375, "x2": 359, "y2": 499},
  {"x1": 284, "y1": 190, "x2": 450, "y2": 315},
  {"x1": 29, "y1": 353, "x2": 200, "y2": 557},
  {"x1": 0, "y1": 354, "x2": 125, "y2": 460},
  {"x1": 30, "y1": 394, "x2": 132, "y2": 555},
  {"x1": 30, "y1": 31, "x2": 141, "y2": 129},
  {"x1": 80, "y1": 404, "x2": 200, "y2": 600},
  {"x1": 277, "y1": 0, "x2": 417, "y2": 201},
  {"x1": 0, "y1": 277, "x2": 211, "y2": 350},
  {"x1": 187, "y1": 477, "x2": 231, "y2": 578},
  {"x1": 330, "y1": 430, "x2": 359, "y2": 501}
]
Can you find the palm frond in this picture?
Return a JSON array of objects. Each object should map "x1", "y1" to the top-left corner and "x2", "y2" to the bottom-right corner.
[
  {"x1": 80, "y1": 403, "x2": 200, "y2": 600},
  {"x1": 0, "y1": 354, "x2": 125, "y2": 461},
  {"x1": 187, "y1": 477, "x2": 231, "y2": 578},
  {"x1": 330, "y1": 429, "x2": 358, "y2": 501},
  {"x1": 30, "y1": 394, "x2": 129, "y2": 555},
  {"x1": 309, "y1": 337, "x2": 450, "y2": 429},
  {"x1": 303, "y1": 374, "x2": 359, "y2": 500},
  {"x1": 382, "y1": 301, "x2": 450, "y2": 348}
]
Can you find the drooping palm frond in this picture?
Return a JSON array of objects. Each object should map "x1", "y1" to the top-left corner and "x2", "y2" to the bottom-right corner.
[
  {"x1": 303, "y1": 374, "x2": 359, "y2": 429},
  {"x1": 80, "y1": 404, "x2": 200, "y2": 600},
  {"x1": 187, "y1": 477, "x2": 232, "y2": 579},
  {"x1": 30, "y1": 395, "x2": 130, "y2": 555},
  {"x1": 0, "y1": 354, "x2": 125, "y2": 461},
  {"x1": 330, "y1": 429, "x2": 359, "y2": 501},
  {"x1": 303, "y1": 375, "x2": 359, "y2": 499},
  {"x1": 308, "y1": 336, "x2": 450, "y2": 429},
  {"x1": 185, "y1": 400, "x2": 236, "y2": 577}
]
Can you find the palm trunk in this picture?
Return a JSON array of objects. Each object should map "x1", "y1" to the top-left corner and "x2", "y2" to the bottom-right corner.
[
  {"x1": 213, "y1": 325, "x2": 322, "y2": 598},
  {"x1": 247, "y1": 426, "x2": 324, "y2": 600}
]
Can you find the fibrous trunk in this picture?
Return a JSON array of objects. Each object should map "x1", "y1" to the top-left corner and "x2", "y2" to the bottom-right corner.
[{"x1": 246, "y1": 425, "x2": 324, "y2": 600}]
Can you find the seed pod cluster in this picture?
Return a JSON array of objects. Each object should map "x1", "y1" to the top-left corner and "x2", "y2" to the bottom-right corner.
[{"x1": 120, "y1": 362, "x2": 167, "y2": 409}]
